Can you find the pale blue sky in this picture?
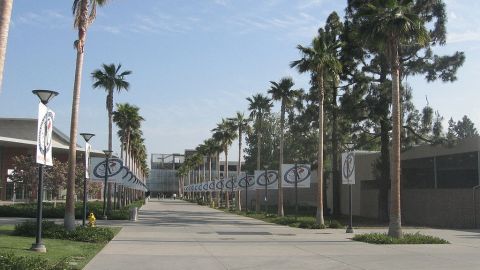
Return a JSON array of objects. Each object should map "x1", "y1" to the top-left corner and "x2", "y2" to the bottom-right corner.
[{"x1": 0, "y1": 0, "x2": 479, "y2": 162}]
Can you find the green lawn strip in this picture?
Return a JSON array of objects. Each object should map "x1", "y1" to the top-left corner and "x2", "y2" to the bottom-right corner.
[
  {"x1": 0, "y1": 225, "x2": 121, "y2": 269},
  {"x1": 221, "y1": 209, "x2": 343, "y2": 229},
  {"x1": 352, "y1": 232, "x2": 449, "y2": 244}
]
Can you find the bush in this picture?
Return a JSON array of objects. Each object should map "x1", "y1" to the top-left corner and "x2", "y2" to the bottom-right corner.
[
  {"x1": 0, "y1": 252, "x2": 70, "y2": 270},
  {"x1": 352, "y1": 232, "x2": 449, "y2": 244},
  {"x1": 0, "y1": 200, "x2": 144, "y2": 220},
  {"x1": 14, "y1": 220, "x2": 116, "y2": 243},
  {"x1": 327, "y1": 220, "x2": 343, "y2": 228}
]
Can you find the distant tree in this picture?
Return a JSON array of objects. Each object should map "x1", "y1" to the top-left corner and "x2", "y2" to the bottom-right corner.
[
  {"x1": 8, "y1": 155, "x2": 37, "y2": 202},
  {"x1": 228, "y1": 112, "x2": 250, "y2": 211},
  {"x1": 446, "y1": 115, "x2": 478, "y2": 145},
  {"x1": 44, "y1": 158, "x2": 67, "y2": 205},
  {"x1": 268, "y1": 77, "x2": 302, "y2": 217},
  {"x1": 246, "y1": 93, "x2": 273, "y2": 211},
  {"x1": 92, "y1": 63, "x2": 131, "y2": 213}
]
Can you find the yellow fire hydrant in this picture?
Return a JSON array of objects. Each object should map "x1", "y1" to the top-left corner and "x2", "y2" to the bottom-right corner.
[{"x1": 87, "y1": 212, "x2": 96, "y2": 227}]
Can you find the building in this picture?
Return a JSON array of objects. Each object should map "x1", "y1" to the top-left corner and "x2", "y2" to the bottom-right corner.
[
  {"x1": 340, "y1": 136, "x2": 480, "y2": 228},
  {"x1": 0, "y1": 118, "x2": 103, "y2": 201},
  {"x1": 148, "y1": 153, "x2": 184, "y2": 196}
]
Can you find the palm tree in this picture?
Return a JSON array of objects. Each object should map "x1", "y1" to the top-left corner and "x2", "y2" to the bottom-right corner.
[
  {"x1": 212, "y1": 119, "x2": 237, "y2": 208},
  {"x1": 268, "y1": 77, "x2": 302, "y2": 217},
  {"x1": 92, "y1": 63, "x2": 131, "y2": 212},
  {"x1": 290, "y1": 21, "x2": 342, "y2": 225},
  {"x1": 113, "y1": 103, "x2": 144, "y2": 161},
  {"x1": 65, "y1": 0, "x2": 107, "y2": 231},
  {"x1": 228, "y1": 112, "x2": 250, "y2": 211},
  {"x1": 113, "y1": 103, "x2": 144, "y2": 207},
  {"x1": 0, "y1": 0, "x2": 13, "y2": 93},
  {"x1": 246, "y1": 94, "x2": 273, "y2": 211},
  {"x1": 352, "y1": 0, "x2": 429, "y2": 238}
]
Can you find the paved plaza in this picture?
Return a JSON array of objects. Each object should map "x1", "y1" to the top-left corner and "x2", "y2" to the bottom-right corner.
[{"x1": 73, "y1": 199, "x2": 480, "y2": 270}]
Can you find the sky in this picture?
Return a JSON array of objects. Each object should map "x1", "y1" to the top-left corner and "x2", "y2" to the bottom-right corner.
[{"x1": 0, "y1": 0, "x2": 479, "y2": 164}]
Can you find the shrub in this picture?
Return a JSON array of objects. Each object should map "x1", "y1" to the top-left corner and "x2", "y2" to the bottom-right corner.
[
  {"x1": 0, "y1": 200, "x2": 144, "y2": 220},
  {"x1": 327, "y1": 220, "x2": 343, "y2": 228},
  {"x1": 68, "y1": 226, "x2": 115, "y2": 243},
  {"x1": 0, "y1": 252, "x2": 70, "y2": 270},
  {"x1": 352, "y1": 232, "x2": 449, "y2": 244},
  {"x1": 14, "y1": 220, "x2": 116, "y2": 243}
]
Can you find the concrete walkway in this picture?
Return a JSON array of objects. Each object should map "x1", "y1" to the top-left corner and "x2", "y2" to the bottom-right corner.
[{"x1": 80, "y1": 199, "x2": 480, "y2": 270}]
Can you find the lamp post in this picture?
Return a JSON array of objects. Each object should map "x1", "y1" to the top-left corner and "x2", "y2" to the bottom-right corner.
[
  {"x1": 31, "y1": 89, "x2": 58, "y2": 253},
  {"x1": 102, "y1": 149, "x2": 113, "y2": 220},
  {"x1": 294, "y1": 162, "x2": 299, "y2": 220},
  {"x1": 263, "y1": 165, "x2": 269, "y2": 214},
  {"x1": 80, "y1": 133, "x2": 94, "y2": 226},
  {"x1": 345, "y1": 142, "x2": 355, "y2": 234}
]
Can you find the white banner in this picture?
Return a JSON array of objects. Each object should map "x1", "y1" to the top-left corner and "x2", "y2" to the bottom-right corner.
[
  {"x1": 281, "y1": 164, "x2": 311, "y2": 188},
  {"x1": 89, "y1": 157, "x2": 124, "y2": 183},
  {"x1": 342, "y1": 152, "x2": 355, "y2": 184},
  {"x1": 254, "y1": 170, "x2": 279, "y2": 190},
  {"x1": 36, "y1": 103, "x2": 55, "y2": 166},
  {"x1": 237, "y1": 173, "x2": 256, "y2": 190},
  {"x1": 225, "y1": 177, "x2": 238, "y2": 191},
  {"x1": 215, "y1": 179, "x2": 224, "y2": 190},
  {"x1": 208, "y1": 181, "x2": 216, "y2": 192},
  {"x1": 85, "y1": 142, "x2": 91, "y2": 179},
  {"x1": 202, "y1": 182, "x2": 209, "y2": 191}
]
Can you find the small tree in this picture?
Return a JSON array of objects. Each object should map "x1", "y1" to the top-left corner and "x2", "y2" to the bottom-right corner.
[
  {"x1": 8, "y1": 155, "x2": 37, "y2": 202},
  {"x1": 44, "y1": 158, "x2": 67, "y2": 207}
]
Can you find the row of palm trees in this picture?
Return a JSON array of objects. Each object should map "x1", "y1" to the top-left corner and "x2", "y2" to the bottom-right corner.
[{"x1": 179, "y1": 0, "x2": 437, "y2": 240}]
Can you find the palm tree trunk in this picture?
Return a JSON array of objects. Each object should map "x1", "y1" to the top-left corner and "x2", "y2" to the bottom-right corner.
[
  {"x1": 316, "y1": 70, "x2": 325, "y2": 225},
  {"x1": 388, "y1": 43, "x2": 403, "y2": 238},
  {"x1": 0, "y1": 0, "x2": 12, "y2": 93},
  {"x1": 331, "y1": 82, "x2": 340, "y2": 216},
  {"x1": 107, "y1": 90, "x2": 114, "y2": 213},
  {"x1": 237, "y1": 128, "x2": 242, "y2": 211},
  {"x1": 65, "y1": 0, "x2": 89, "y2": 231},
  {"x1": 278, "y1": 102, "x2": 285, "y2": 217},
  {"x1": 255, "y1": 116, "x2": 262, "y2": 212}
]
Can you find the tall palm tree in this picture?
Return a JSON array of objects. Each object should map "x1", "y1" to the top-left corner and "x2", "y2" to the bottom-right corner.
[
  {"x1": 65, "y1": 0, "x2": 107, "y2": 231},
  {"x1": 352, "y1": 0, "x2": 429, "y2": 238},
  {"x1": 92, "y1": 63, "x2": 131, "y2": 212},
  {"x1": 228, "y1": 112, "x2": 250, "y2": 211},
  {"x1": 0, "y1": 0, "x2": 13, "y2": 93},
  {"x1": 113, "y1": 103, "x2": 144, "y2": 161},
  {"x1": 113, "y1": 103, "x2": 144, "y2": 207},
  {"x1": 212, "y1": 119, "x2": 237, "y2": 208},
  {"x1": 290, "y1": 21, "x2": 342, "y2": 225},
  {"x1": 246, "y1": 94, "x2": 272, "y2": 211},
  {"x1": 268, "y1": 77, "x2": 302, "y2": 217}
]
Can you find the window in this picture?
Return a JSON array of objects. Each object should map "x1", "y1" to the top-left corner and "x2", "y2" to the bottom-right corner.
[
  {"x1": 436, "y1": 152, "x2": 478, "y2": 188},
  {"x1": 402, "y1": 157, "x2": 435, "y2": 189}
]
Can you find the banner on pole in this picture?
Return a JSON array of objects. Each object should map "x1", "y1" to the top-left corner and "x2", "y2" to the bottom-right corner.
[
  {"x1": 237, "y1": 173, "x2": 255, "y2": 190},
  {"x1": 89, "y1": 157, "x2": 124, "y2": 182},
  {"x1": 85, "y1": 142, "x2": 91, "y2": 179},
  {"x1": 342, "y1": 152, "x2": 355, "y2": 184},
  {"x1": 36, "y1": 103, "x2": 55, "y2": 166},
  {"x1": 281, "y1": 164, "x2": 311, "y2": 188},
  {"x1": 254, "y1": 170, "x2": 279, "y2": 190}
]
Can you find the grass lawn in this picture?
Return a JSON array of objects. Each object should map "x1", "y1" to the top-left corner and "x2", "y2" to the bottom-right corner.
[{"x1": 0, "y1": 225, "x2": 121, "y2": 269}]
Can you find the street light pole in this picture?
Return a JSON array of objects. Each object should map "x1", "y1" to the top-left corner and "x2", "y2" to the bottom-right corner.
[
  {"x1": 294, "y1": 162, "x2": 298, "y2": 220},
  {"x1": 80, "y1": 133, "x2": 94, "y2": 226},
  {"x1": 264, "y1": 165, "x2": 268, "y2": 214},
  {"x1": 345, "y1": 142, "x2": 355, "y2": 234},
  {"x1": 31, "y1": 89, "x2": 58, "y2": 253},
  {"x1": 102, "y1": 150, "x2": 113, "y2": 220}
]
